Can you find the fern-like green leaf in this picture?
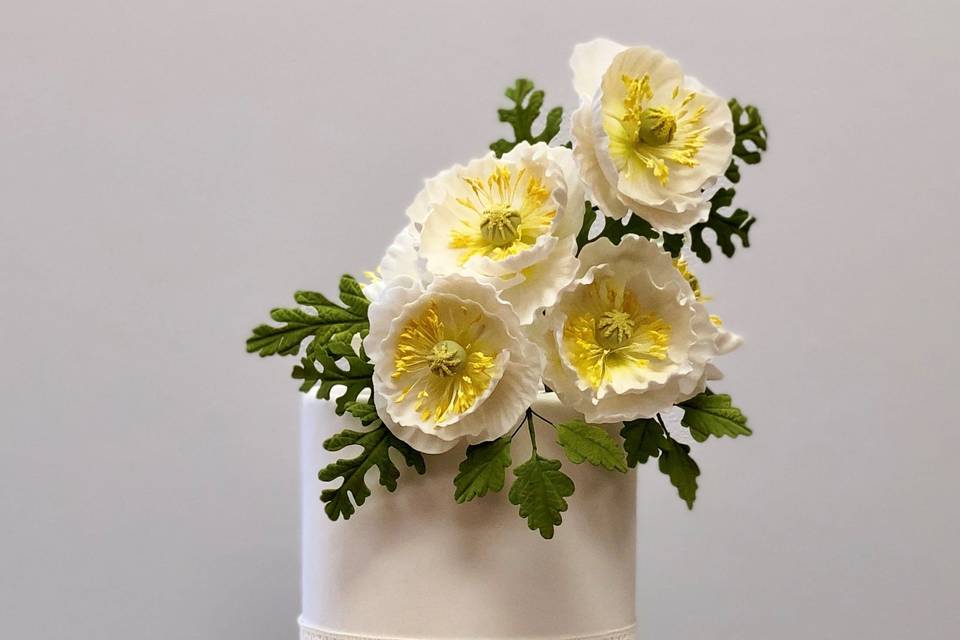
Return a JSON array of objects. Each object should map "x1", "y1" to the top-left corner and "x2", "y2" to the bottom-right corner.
[
  {"x1": 343, "y1": 400, "x2": 380, "y2": 426},
  {"x1": 246, "y1": 275, "x2": 369, "y2": 357},
  {"x1": 725, "y1": 159, "x2": 741, "y2": 184},
  {"x1": 453, "y1": 436, "x2": 513, "y2": 503},
  {"x1": 729, "y1": 99, "x2": 768, "y2": 165},
  {"x1": 554, "y1": 420, "x2": 627, "y2": 472},
  {"x1": 490, "y1": 78, "x2": 563, "y2": 157},
  {"x1": 679, "y1": 392, "x2": 752, "y2": 442},
  {"x1": 318, "y1": 424, "x2": 426, "y2": 521},
  {"x1": 508, "y1": 453, "x2": 575, "y2": 539},
  {"x1": 293, "y1": 339, "x2": 374, "y2": 415},
  {"x1": 687, "y1": 188, "x2": 756, "y2": 262}
]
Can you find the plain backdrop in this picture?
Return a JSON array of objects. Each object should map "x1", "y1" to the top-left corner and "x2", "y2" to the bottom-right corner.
[{"x1": 3, "y1": 1, "x2": 959, "y2": 638}]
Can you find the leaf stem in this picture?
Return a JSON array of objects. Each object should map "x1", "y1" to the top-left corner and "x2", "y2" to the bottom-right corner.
[
  {"x1": 529, "y1": 408, "x2": 555, "y2": 426},
  {"x1": 655, "y1": 413, "x2": 671, "y2": 437},
  {"x1": 526, "y1": 409, "x2": 538, "y2": 453}
]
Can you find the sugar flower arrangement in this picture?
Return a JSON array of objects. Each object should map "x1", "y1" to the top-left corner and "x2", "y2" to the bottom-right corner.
[{"x1": 247, "y1": 39, "x2": 767, "y2": 539}]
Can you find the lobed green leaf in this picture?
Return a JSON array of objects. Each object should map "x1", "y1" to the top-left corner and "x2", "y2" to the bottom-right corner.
[
  {"x1": 555, "y1": 420, "x2": 627, "y2": 472},
  {"x1": 620, "y1": 418, "x2": 665, "y2": 467},
  {"x1": 729, "y1": 99, "x2": 768, "y2": 165},
  {"x1": 453, "y1": 436, "x2": 513, "y2": 503},
  {"x1": 508, "y1": 453, "x2": 575, "y2": 539},
  {"x1": 657, "y1": 437, "x2": 700, "y2": 509},
  {"x1": 489, "y1": 78, "x2": 563, "y2": 157},
  {"x1": 679, "y1": 392, "x2": 752, "y2": 442}
]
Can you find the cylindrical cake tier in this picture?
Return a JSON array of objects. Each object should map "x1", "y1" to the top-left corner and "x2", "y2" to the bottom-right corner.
[{"x1": 300, "y1": 392, "x2": 637, "y2": 640}]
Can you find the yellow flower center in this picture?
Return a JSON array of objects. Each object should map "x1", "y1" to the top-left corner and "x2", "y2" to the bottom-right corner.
[
  {"x1": 427, "y1": 340, "x2": 467, "y2": 376},
  {"x1": 392, "y1": 302, "x2": 497, "y2": 423},
  {"x1": 480, "y1": 205, "x2": 522, "y2": 247},
  {"x1": 597, "y1": 310, "x2": 636, "y2": 348},
  {"x1": 562, "y1": 279, "x2": 672, "y2": 389},
  {"x1": 449, "y1": 164, "x2": 556, "y2": 264},
  {"x1": 638, "y1": 106, "x2": 677, "y2": 146},
  {"x1": 604, "y1": 73, "x2": 710, "y2": 186}
]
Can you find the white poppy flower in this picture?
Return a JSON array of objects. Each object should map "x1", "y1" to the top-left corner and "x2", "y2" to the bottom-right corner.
[
  {"x1": 410, "y1": 142, "x2": 585, "y2": 323},
  {"x1": 570, "y1": 39, "x2": 734, "y2": 233},
  {"x1": 531, "y1": 235, "x2": 722, "y2": 423},
  {"x1": 364, "y1": 274, "x2": 542, "y2": 454}
]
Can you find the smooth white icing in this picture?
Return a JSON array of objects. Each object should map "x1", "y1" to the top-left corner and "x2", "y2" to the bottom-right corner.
[{"x1": 301, "y1": 393, "x2": 637, "y2": 639}]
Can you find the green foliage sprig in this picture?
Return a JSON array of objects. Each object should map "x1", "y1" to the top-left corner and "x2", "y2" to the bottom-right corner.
[
  {"x1": 509, "y1": 413, "x2": 575, "y2": 539},
  {"x1": 619, "y1": 390, "x2": 750, "y2": 509},
  {"x1": 490, "y1": 78, "x2": 563, "y2": 157},
  {"x1": 246, "y1": 275, "x2": 369, "y2": 357},
  {"x1": 318, "y1": 401, "x2": 426, "y2": 520}
]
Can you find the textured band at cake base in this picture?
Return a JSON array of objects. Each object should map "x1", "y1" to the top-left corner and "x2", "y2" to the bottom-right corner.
[{"x1": 299, "y1": 618, "x2": 637, "y2": 640}]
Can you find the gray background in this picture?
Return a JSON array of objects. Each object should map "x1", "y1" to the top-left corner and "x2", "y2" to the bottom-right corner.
[{"x1": 3, "y1": 1, "x2": 958, "y2": 638}]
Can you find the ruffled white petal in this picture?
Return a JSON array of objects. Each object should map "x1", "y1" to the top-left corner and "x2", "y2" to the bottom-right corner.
[
  {"x1": 497, "y1": 236, "x2": 580, "y2": 323},
  {"x1": 571, "y1": 101, "x2": 628, "y2": 220},
  {"x1": 361, "y1": 224, "x2": 430, "y2": 302},
  {"x1": 570, "y1": 38, "x2": 626, "y2": 99}
]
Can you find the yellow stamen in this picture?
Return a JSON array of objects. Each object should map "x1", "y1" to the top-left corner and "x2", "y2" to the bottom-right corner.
[
  {"x1": 391, "y1": 301, "x2": 497, "y2": 423},
  {"x1": 449, "y1": 163, "x2": 556, "y2": 264},
  {"x1": 562, "y1": 279, "x2": 672, "y2": 390},
  {"x1": 605, "y1": 75, "x2": 711, "y2": 185}
]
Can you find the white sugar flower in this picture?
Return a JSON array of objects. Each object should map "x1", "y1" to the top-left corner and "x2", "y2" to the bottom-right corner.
[
  {"x1": 411, "y1": 142, "x2": 585, "y2": 323},
  {"x1": 364, "y1": 274, "x2": 542, "y2": 454},
  {"x1": 531, "y1": 235, "x2": 725, "y2": 423},
  {"x1": 570, "y1": 39, "x2": 734, "y2": 233}
]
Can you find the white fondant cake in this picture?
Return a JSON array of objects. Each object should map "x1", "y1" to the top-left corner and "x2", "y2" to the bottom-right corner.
[{"x1": 300, "y1": 392, "x2": 637, "y2": 640}]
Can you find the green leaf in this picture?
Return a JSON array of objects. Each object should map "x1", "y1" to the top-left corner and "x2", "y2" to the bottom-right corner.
[
  {"x1": 344, "y1": 400, "x2": 381, "y2": 426},
  {"x1": 246, "y1": 275, "x2": 369, "y2": 357},
  {"x1": 596, "y1": 212, "x2": 658, "y2": 245},
  {"x1": 661, "y1": 232, "x2": 684, "y2": 257},
  {"x1": 729, "y1": 99, "x2": 768, "y2": 165},
  {"x1": 679, "y1": 392, "x2": 752, "y2": 442},
  {"x1": 687, "y1": 188, "x2": 756, "y2": 262},
  {"x1": 575, "y1": 202, "x2": 598, "y2": 253},
  {"x1": 453, "y1": 436, "x2": 513, "y2": 503},
  {"x1": 555, "y1": 420, "x2": 627, "y2": 472},
  {"x1": 658, "y1": 437, "x2": 700, "y2": 509},
  {"x1": 725, "y1": 159, "x2": 741, "y2": 184},
  {"x1": 490, "y1": 78, "x2": 563, "y2": 157},
  {"x1": 318, "y1": 424, "x2": 426, "y2": 521},
  {"x1": 509, "y1": 453, "x2": 575, "y2": 539},
  {"x1": 620, "y1": 418, "x2": 665, "y2": 467},
  {"x1": 294, "y1": 339, "x2": 374, "y2": 415}
]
